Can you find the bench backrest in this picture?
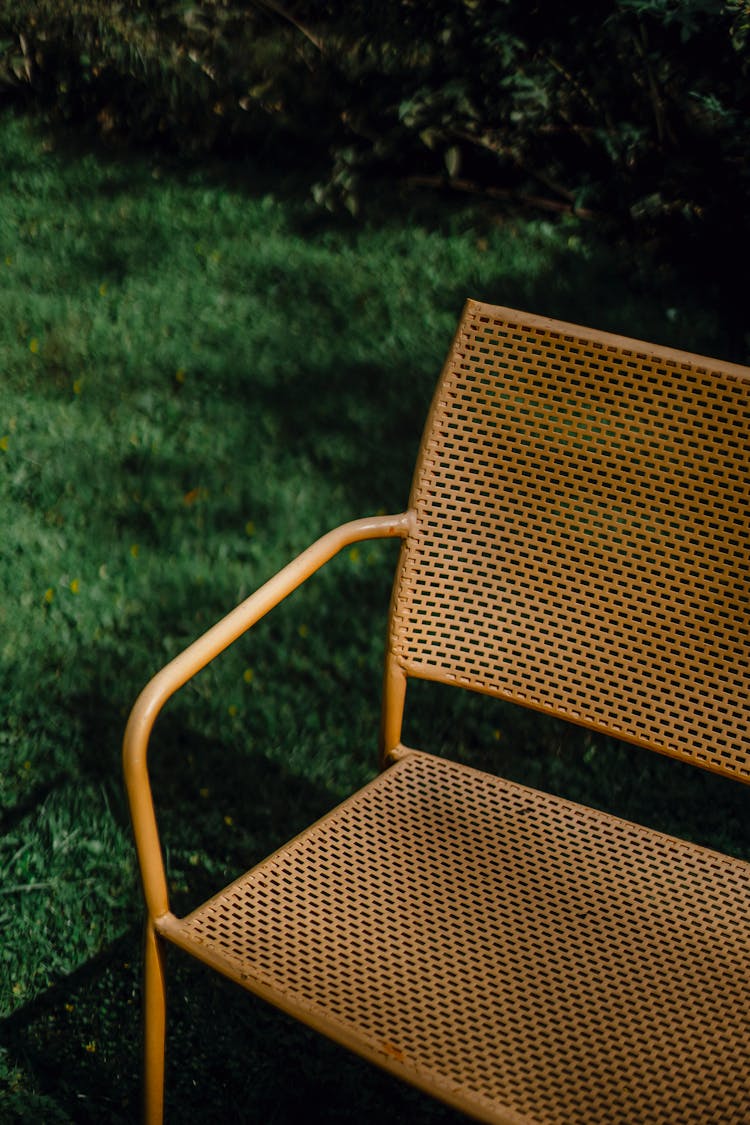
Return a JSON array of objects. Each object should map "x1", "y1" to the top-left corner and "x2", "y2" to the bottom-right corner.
[{"x1": 389, "y1": 300, "x2": 750, "y2": 782}]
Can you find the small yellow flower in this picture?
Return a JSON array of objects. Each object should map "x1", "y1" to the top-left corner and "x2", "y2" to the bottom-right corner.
[
  {"x1": 70, "y1": 579, "x2": 80, "y2": 594},
  {"x1": 98, "y1": 283, "x2": 108, "y2": 297},
  {"x1": 29, "y1": 337, "x2": 40, "y2": 354},
  {"x1": 0, "y1": 435, "x2": 9, "y2": 452},
  {"x1": 298, "y1": 624, "x2": 309, "y2": 638},
  {"x1": 223, "y1": 814, "x2": 234, "y2": 826},
  {"x1": 4, "y1": 255, "x2": 12, "y2": 267},
  {"x1": 493, "y1": 729, "x2": 502, "y2": 742},
  {"x1": 44, "y1": 587, "x2": 55, "y2": 604},
  {"x1": 228, "y1": 704, "x2": 239, "y2": 718},
  {"x1": 72, "y1": 379, "x2": 83, "y2": 395},
  {"x1": 243, "y1": 667, "x2": 254, "y2": 684},
  {"x1": 199, "y1": 787, "x2": 210, "y2": 799},
  {"x1": 65, "y1": 1002, "x2": 75, "y2": 1013},
  {"x1": 23, "y1": 760, "x2": 31, "y2": 770},
  {"x1": 130, "y1": 544, "x2": 139, "y2": 558},
  {"x1": 348, "y1": 547, "x2": 360, "y2": 564},
  {"x1": 189, "y1": 853, "x2": 200, "y2": 867},
  {"x1": 244, "y1": 520, "x2": 255, "y2": 537},
  {"x1": 84, "y1": 1041, "x2": 97, "y2": 1054}
]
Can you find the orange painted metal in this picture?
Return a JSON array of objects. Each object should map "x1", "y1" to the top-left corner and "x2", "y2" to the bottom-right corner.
[
  {"x1": 163, "y1": 751, "x2": 749, "y2": 1125},
  {"x1": 124, "y1": 303, "x2": 750, "y2": 1124},
  {"x1": 391, "y1": 301, "x2": 750, "y2": 780},
  {"x1": 124, "y1": 513, "x2": 412, "y2": 923}
]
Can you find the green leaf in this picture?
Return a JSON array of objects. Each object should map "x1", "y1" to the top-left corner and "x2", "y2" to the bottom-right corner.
[{"x1": 444, "y1": 144, "x2": 461, "y2": 178}]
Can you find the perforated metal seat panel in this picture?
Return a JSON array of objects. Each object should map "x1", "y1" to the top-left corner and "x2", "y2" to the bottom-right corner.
[
  {"x1": 391, "y1": 301, "x2": 750, "y2": 779},
  {"x1": 164, "y1": 752, "x2": 750, "y2": 1125}
]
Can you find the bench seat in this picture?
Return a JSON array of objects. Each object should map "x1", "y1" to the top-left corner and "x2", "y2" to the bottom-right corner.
[{"x1": 159, "y1": 750, "x2": 750, "y2": 1125}]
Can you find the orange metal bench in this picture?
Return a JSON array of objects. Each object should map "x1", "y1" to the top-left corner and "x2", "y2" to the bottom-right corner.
[{"x1": 124, "y1": 301, "x2": 750, "y2": 1124}]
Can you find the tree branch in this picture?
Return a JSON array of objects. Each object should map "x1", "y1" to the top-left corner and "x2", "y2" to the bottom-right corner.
[{"x1": 404, "y1": 174, "x2": 598, "y2": 220}]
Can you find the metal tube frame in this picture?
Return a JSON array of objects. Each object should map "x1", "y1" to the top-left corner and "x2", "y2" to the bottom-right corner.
[
  {"x1": 124, "y1": 512, "x2": 413, "y2": 1124},
  {"x1": 123, "y1": 512, "x2": 413, "y2": 924}
]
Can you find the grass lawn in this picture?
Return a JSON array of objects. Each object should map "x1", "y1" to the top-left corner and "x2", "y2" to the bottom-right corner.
[{"x1": 0, "y1": 110, "x2": 747, "y2": 1122}]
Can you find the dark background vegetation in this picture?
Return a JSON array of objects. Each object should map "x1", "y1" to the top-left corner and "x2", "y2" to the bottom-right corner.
[
  {"x1": 0, "y1": 2, "x2": 748, "y2": 1122},
  {"x1": 1, "y1": 0, "x2": 750, "y2": 355}
]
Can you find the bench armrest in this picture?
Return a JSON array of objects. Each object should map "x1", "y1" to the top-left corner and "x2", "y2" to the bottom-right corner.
[{"x1": 123, "y1": 512, "x2": 413, "y2": 920}]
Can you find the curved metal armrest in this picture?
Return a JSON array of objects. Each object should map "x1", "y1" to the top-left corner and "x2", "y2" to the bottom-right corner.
[{"x1": 123, "y1": 512, "x2": 413, "y2": 920}]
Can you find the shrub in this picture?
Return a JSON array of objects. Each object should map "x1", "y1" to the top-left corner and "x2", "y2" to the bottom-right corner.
[{"x1": 1, "y1": 1, "x2": 748, "y2": 263}]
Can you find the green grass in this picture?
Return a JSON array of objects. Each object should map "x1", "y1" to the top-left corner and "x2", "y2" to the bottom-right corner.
[{"x1": 0, "y1": 110, "x2": 747, "y2": 1123}]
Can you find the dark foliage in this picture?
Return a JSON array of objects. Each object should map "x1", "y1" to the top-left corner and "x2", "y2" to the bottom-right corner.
[{"x1": 1, "y1": 0, "x2": 748, "y2": 304}]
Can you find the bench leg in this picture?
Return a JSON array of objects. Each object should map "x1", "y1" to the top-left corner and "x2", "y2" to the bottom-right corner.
[{"x1": 143, "y1": 920, "x2": 166, "y2": 1125}]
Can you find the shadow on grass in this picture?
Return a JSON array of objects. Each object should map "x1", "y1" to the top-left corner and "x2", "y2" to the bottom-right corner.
[
  {"x1": 2, "y1": 930, "x2": 468, "y2": 1125},
  {"x1": 0, "y1": 777, "x2": 68, "y2": 837},
  {"x1": 26, "y1": 110, "x2": 749, "y2": 364},
  {"x1": 1, "y1": 721, "x2": 470, "y2": 1124}
]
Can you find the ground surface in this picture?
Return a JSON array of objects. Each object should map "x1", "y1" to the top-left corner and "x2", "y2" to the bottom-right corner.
[{"x1": 0, "y1": 111, "x2": 747, "y2": 1123}]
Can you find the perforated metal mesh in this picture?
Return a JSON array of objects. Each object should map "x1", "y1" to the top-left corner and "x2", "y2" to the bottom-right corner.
[
  {"x1": 154, "y1": 305, "x2": 750, "y2": 1125},
  {"x1": 391, "y1": 301, "x2": 750, "y2": 780},
  {"x1": 170, "y1": 752, "x2": 750, "y2": 1125}
]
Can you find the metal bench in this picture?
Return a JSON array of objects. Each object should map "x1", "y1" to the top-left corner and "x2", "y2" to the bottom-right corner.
[{"x1": 124, "y1": 301, "x2": 750, "y2": 1124}]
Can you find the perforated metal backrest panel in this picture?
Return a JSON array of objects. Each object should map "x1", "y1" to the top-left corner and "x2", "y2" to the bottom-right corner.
[{"x1": 390, "y1": 301, "x2": 750, "y2": 781}]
